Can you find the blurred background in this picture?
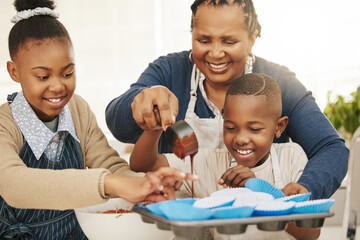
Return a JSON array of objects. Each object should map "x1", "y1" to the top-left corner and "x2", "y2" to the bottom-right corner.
[{"x1": 0, "y1": 0, "x2": 359, "y2": 135}]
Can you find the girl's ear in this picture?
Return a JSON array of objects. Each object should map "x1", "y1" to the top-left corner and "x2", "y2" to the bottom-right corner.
[
  {"x1": 275, "y1": 116, "x2": 289, "y2": 138},
  {"x1": 7, "y1": 61, "x2": 20, "y2": 83}
]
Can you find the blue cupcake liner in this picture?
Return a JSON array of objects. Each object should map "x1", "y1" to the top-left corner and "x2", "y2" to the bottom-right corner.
[
  {"x1": 158, "y1": 201, "x2": 213, "y2": 221},
  {"x1": 193, "y1": 196, "x2": 236, "y2": 209},
  {"x1": 145, "y1": 198, "x2": 196, "y2": 217},
  {"x1": 137, "y1": 201, "x2": 153, "y2": 209},
  {"x1": 210, "y1": 188, "x2": 252, "y2": 198},
  {"x1": 211, "y1": 205, "x2": 255, "y2": 219},
  {"x1": 254, "y1": 201, "x2": 296, "y2": 216},
  {"x1": 276, "y1": 192, "x2": 312, "y2": 203},
  {"x1": 292, "y1": 199, "x2": 335, "y2": 214},
  {"x1": 245, "y1": 178, "x2": 285, "y2": 199}
]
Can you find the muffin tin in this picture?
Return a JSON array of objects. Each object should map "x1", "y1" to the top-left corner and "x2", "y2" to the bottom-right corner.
[{"x1": 132, "y1": 205, "x2": 334, "y2": 239}]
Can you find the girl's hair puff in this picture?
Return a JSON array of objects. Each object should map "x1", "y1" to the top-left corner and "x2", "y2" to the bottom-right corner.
[{"x1": 9, "y1": 0, "x2": 72, "y2": 60}]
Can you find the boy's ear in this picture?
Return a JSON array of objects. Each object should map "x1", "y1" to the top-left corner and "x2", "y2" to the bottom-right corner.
[
  {"x1": 7, "y1": 61, "x2": 20, "y2": 83},
  {"x1": 275, "y1": 116, "x2": 289, "y2": 138}
]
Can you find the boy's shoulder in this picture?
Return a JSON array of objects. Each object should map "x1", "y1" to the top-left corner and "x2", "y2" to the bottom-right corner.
[{"x1": 272, "y1": 142, "x2": 307, "y2": 157}]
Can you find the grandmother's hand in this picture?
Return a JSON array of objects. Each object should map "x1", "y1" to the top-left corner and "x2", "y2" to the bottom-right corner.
[
  {"x1": 281, "y1": 182, "x2": 309, "y2": 197},
  {"x1": 131, "y1": 86, "x2": 178, "y2": 131}
]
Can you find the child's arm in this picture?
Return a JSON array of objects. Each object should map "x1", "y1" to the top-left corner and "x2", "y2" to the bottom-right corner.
[
  {"x1": 130, "y1": 129, "x2": 169, "y2": 172},
  {"x1": 218, "y1": 165, "x2": 256, "y2": 188}
]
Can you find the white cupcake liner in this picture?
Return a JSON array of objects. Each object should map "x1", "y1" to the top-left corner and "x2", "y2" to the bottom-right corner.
[
  {"x1": 233, "y1": 192, "x2": 274, "y2": 207},
  {"x1": 254, "y1": 201, "x2": 296, "y2": 216},
  {"x1": 193, "y1": 196, "x2": 236, "y2": 209},
  {"x1": 245, "y1": 178, "x2": 285, "y2": 199},
  {"x1": 292, "y1": 199, "x2": 335, "y2": 214},
  {"x1": 210, "y1": 187, "x2": 252, "y2": 198}
]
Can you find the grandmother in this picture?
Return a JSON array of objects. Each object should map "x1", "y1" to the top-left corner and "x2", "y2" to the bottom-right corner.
[{"x1": 106, "y1": 0, "x2": 348, "y2": 200}]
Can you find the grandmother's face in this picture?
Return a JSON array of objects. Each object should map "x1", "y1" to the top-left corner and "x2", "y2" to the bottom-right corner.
[{"x1": 191, "y1": 3, "x2": 256, "y2": 87}]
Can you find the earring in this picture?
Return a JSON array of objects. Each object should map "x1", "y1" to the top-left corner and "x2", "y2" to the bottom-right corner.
[
  {"x1": 247, "y1": 53, "x2": 255, "y2": 66},
  {"x1": 189, "y1": 50, "x2": 193, "y2": 63},
  {"x1": 245, "y1": 54, "x2": 256, "y2": 73}
]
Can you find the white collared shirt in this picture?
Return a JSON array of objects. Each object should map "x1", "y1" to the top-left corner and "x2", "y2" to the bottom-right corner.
[{"x1": 10, "y1": 91, "x2": 79, "y2": 161}]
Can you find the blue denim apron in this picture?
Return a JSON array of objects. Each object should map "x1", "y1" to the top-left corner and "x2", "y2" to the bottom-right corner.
[{"x1": 0, "y1": 97, "x2": 87, "y2": 239}]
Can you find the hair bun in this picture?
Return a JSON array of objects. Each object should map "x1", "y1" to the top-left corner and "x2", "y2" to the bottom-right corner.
[{"x1": 14, "y1": 0, "x2": 55, "y2": 12}]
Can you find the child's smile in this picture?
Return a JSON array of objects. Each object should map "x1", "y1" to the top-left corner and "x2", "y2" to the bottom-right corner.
[
  {"x1": 223, "y1": 94, "x2": 277, "y2": 168},
  {"x1": 8, "y1": 38, "x2": 75, "y2": 122}
]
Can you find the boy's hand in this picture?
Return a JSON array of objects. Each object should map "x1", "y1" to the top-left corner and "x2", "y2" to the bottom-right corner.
[
  {"x1": 282, "y1": 182, "x2": 309, "y2": 196},
  {"x1": 218, "y1": 165, "x2": 255, "y2": 188}
]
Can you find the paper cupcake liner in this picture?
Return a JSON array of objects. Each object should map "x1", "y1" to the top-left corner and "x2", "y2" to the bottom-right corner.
[
  {"x1": 145, "y1": 198, "x2": 196, "y2": 217},
  {"x1": 210, "y1": 188, "x2": 252, "y2": 198},
  {"x1": 158, "y1": 202, "x2": 213, "y2": 221},
  {"x1": 276, "y1": 192, "x2": 312, "y2": 203},
  {"x1": 233, "y1": 192, "x2": 274, "y2": 207},
  {"x1": 292, "y1": 199, "x2": 335, "y2": 214},
  {"x1": 254, "y1": 201, "x2": 296, "y2": 216},
  {"x1": 245, "y1": 178, "x2": 285, "y2": 199},
  {"x1": 211, "y1": 205, "x2": 255, "y2": 219},
  {"x1": 193, "y1": 196, "x2": 235, "y2": 209}
]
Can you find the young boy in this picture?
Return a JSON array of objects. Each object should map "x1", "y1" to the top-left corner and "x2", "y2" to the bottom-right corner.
[{"x1": 130, "y1": 73, "x2": 320, "y2": 239}]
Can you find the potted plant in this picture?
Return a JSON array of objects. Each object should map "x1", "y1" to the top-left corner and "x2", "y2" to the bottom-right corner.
[{"x1": 323, "y1": 86, "x2": 360, "y2": 145}]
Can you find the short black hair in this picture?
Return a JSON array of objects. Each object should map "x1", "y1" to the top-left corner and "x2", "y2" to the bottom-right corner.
[
  {"x1": 226, "y1": 73, "x2": 282, "y2": 111},
  {"x1": 190, "y1": 0, "x2": 261, "y2": 38},
  {"x1": 9, "y1": 0, "x2": 72, "y2": 60}
]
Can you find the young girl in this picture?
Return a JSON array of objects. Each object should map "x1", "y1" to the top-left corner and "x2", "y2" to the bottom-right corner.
[
  {"x1": 130, "y1": 73, "x2": 320, "y2": 239},
  {"x1": 0, "y1": 0, "x2": 196, "y2": 239}
]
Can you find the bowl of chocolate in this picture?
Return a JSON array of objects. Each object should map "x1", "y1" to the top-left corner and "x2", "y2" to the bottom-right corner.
[{"x1": 75, "y1": 198, "x2": 173, "y2": 240}]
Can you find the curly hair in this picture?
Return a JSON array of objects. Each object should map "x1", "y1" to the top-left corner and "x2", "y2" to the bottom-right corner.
[{"x1": 190, "y1": 0, "x2": 261, "y2": 38}]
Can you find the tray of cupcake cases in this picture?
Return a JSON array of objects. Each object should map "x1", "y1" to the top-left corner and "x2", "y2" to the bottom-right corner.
[{"x1": 132, "y1": 178, "x2": 335, "y2": 239}]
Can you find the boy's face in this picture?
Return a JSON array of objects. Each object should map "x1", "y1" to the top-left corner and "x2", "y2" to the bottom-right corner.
[
  {"x1": 222, "y1": 94, "x2": 284, "y2": 168},
  {"x1": 8, "y1": 38, "x2": 75, "y2": 122}
]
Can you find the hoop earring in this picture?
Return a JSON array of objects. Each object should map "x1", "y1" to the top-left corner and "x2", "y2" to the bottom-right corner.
[
  {"x1": 245, "y1": 53, "x2": 256, "y2": 73},
  {"x1": 246, "y1": 53, "x2": 255, "y2": 66},
  {"x1": 189, "y1": 50, "x2": 193, "y2": 63}
]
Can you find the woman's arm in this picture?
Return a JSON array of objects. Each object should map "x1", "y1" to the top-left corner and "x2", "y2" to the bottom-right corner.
[
  {"x1": 105, "y1": 51, "x2": 192, "y2": 146},
  {"x1": 130, "y1": 129, "x2": 169, "y2": 172},
  {"x1": 255, "y1": 57, "x2": 349, "y2": 199}
]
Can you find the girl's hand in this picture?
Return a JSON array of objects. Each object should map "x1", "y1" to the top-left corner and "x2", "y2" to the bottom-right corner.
[
  {"x1": 218, "y1": 165, "x2": 255, "y2": 188},
  {"x1": 105, "y1": 167, "x2": 198, "y2": 203},
  {"x1": 281, "y1": 182, "x2": 309, "y2": 196},
  {"x1": 131, "y1": 86, "x2": 178, "y2": 131}
]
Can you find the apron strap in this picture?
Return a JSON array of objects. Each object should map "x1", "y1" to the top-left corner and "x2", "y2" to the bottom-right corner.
[
  {"x1": 186, "y1": 66, "x2": 201, "y2": 115},
  {"x1": 271, "y1": 145, "x2": 284, "y2": 189}
]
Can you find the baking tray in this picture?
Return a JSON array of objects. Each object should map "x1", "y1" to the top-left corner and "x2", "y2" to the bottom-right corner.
[{"x1": 132, "y1": 206, "x2": 334, "y2": 239}]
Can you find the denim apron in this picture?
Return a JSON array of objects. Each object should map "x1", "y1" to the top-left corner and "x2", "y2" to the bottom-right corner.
[{"x1": 0, "y1": 95, "x2": 87, "y2": 240}]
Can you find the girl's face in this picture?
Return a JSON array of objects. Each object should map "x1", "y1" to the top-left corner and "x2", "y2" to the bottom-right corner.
[
  {"x1": 7, "y1": 38, "x2": 76, "y2": 122},
  {"x1": 222, "y1": 95, "x2": 285, "y2": 168},
  {"x1": 192, "y1": 3, "x2": 256, "y2": 88}
]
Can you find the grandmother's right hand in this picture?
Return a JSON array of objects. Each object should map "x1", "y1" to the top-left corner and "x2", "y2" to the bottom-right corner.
[{"x1": 131, "y1": 86, "x2": 178, "y2": 131}]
